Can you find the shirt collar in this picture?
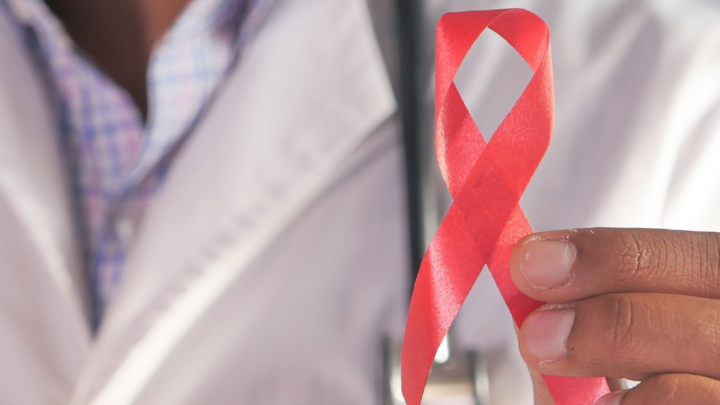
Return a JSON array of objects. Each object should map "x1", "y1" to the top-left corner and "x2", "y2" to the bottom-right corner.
[{"x1": 3, "y1": 0, "x2": 35, "y2": 25}]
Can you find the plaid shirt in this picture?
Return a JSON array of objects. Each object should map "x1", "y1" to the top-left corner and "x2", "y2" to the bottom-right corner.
[{"x1": 4, "y1": 0, "x2": 251, "y2": 327}]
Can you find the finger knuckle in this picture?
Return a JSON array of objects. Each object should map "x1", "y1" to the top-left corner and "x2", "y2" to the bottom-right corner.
[
  {"x1": 600, "y1": 295, "x2": 643, "y2": 355},
  {"x1": 604, "y1": 230, "x2": 720, "y2": 293},
  {"x1": 614, "y1": 231, "x2": 653, "y2": 281},
  {"x1": 613, "y1": 230, "x2": 673, "y2": 283}
]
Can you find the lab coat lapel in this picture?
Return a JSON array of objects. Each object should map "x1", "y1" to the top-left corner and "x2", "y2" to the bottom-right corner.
[
  {"x1": 0, "y1": 7, "x2": 90, "y2": 403},
  {"x1": 71, "y1": 0, "x2": 396, "y2": 402}
]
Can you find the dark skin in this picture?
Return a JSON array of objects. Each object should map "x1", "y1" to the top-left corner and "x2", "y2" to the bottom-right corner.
[
  {"x1": 511, "y1": 229, "x2": 720, "y2": 404},
  {"x1": 43, "y1": 0, "x2": 193, "y2": 119}
]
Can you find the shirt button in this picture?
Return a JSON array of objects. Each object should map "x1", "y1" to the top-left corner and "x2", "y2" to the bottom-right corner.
[{"x1": 115, "y1": 215, "x2": 136, "y2": 246}]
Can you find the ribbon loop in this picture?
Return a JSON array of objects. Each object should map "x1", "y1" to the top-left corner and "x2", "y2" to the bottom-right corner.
[{"x1": 401, "y1": 9, "x2": 609, "y2": 405}]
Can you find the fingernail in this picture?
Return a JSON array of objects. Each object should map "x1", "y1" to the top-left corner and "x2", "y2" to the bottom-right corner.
[
  {"x1": 522, "y1": 308, "x2": 575, "y2": 361},
  {"x1": 520, "y1": 240, "x2": 576, "y2": 287},
  {"x1": 594, "y1": 391, "x2": 627, "y2": 405}
]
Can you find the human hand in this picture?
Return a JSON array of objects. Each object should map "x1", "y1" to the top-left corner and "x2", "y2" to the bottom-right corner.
[{"x1": 509, "y1": 228, "x2": 720, "y2": 404}]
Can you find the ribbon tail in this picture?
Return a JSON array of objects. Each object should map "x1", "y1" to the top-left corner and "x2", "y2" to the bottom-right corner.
[{"x1": 401, "y1": 204, "x2": 488, "y2": 405}]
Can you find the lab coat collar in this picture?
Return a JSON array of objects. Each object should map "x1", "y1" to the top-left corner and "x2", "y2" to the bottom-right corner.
[
  {"x1": 70, "y1": 0, "x2": 396, "y2": 403},
  {"x1": 0, "y1": 4, "x2": 91, "y2": 399},
  {"x1": 0, "y1": 1, "x2": 89, "y2": 335}
]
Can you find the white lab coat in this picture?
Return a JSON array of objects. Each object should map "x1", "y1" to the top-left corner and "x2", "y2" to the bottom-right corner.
[
  {"x1": 0, "y1": 0, "x2": 404, "y2": 403},
  {"x1": 1, "y1": 0, "x2": 720, "y2": 404}
]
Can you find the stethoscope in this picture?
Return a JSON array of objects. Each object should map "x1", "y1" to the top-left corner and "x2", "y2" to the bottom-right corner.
[{"x1": 384, "y1": 1, "x2": 491, "y2": 404}]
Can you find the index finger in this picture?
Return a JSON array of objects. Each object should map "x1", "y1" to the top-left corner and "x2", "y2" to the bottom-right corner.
[{"x1": 508, "y1": 228, "x2": 720, "y2": 303}]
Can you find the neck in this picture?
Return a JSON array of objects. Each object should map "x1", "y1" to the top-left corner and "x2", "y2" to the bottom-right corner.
[{"x1": 43, "y1": 0, "x2": 194, "y2": 119}]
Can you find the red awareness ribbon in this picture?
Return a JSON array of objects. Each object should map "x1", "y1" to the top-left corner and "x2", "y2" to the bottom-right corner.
[{"x1": 401, "y1": 9, "x2": 610, "y2": 405}]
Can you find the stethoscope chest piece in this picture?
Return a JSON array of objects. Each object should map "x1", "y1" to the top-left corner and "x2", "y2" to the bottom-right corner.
[{"x1": 383, "y1": 334, "x2": 490, "y2": 405}]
